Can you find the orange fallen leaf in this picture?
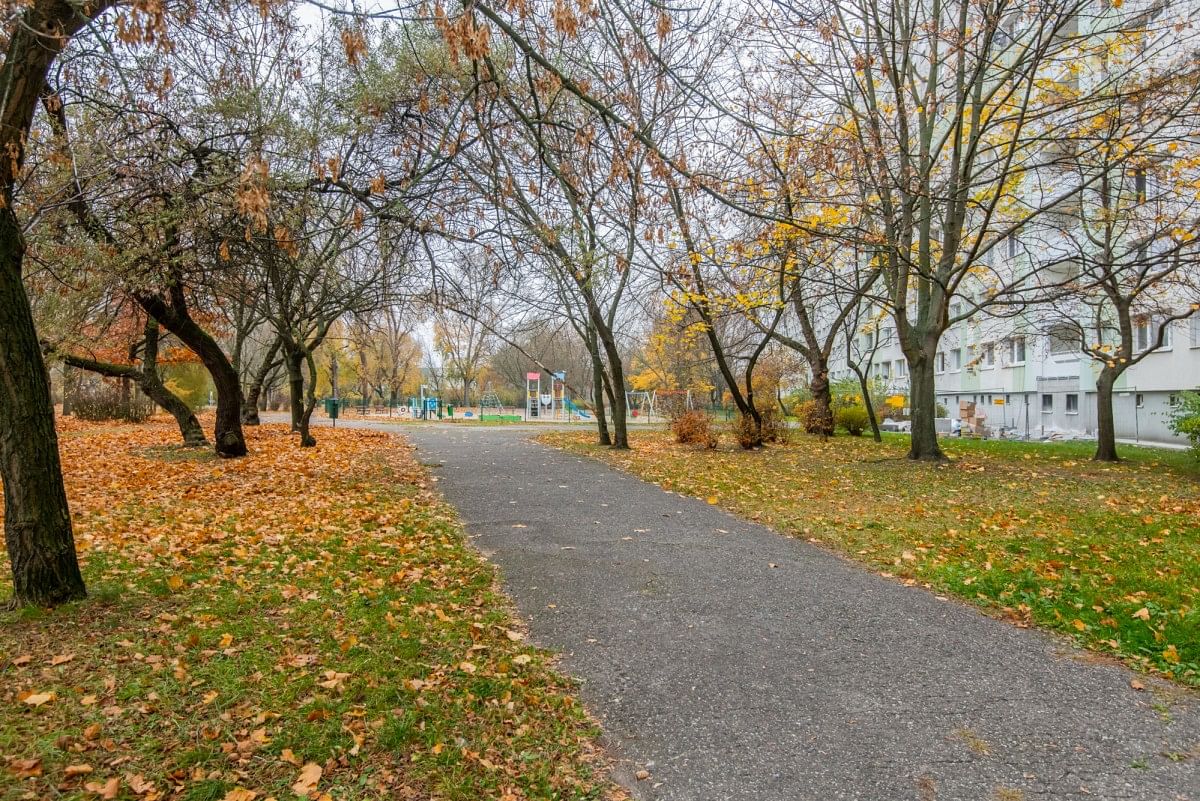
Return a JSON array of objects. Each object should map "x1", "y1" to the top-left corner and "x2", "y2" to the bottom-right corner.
[
  {"x1": 291, "y1": 762, "x2": 322, "y2": 797},
  {"x1": 49, "y1": 653, "x2": 75, "y2": 666},
  {"x1": 224, "y1": 789, "x2": 258, "y2": 801},
  {"x1": 85, "y1": 777, "x2": 120, "y2": 799},
  {"x1": 8, "y1": 757, "x2": 42, "y2": 777},
  {"x1": 280, "y1": 748, "x2": 302, "y2": 766},
  {"x1": 65, "y1": 764, "x2": 94, "y2": 777}
]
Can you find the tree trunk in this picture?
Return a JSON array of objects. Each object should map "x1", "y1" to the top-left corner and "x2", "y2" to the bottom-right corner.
[
  {"x1": 0, "y1": 220, "x2": 87, "y2": 608},
  {"x1": 906, "y1": 352, "x2": 945, "y2": 461},
  {"x1": 809, "y1": 362, "x2": 834, "y2": 438},
  {"x1": 587, "y1": 330, "x2": 612, "y2": 446},
  {"x1": 298, "y1": 351, "x2": 317, "y2": 447},
  {"x1": 242, "y1": 336, "x2": 281, "y2": 426},
  {"x1": 61, "y1": 362, "x2": 75, "y2": 416},
  {"x1": 136, "y1": 294, "x2": 246, "y2": 457},
  {"x1": 1094, "y1": 368, "x2": 1121, "y2": 462},
  {"x1": 596, "y1": 328, "x2": 629, "y2": 449},
  {"x1": 284, "y1": 347, "x2": 305, "y2": 433},
  {"x1": 853, "y1": 366, "x2": 882, "y2": 442}
]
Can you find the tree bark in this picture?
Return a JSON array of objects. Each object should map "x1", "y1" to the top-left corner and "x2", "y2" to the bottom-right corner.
[
  {"x1": 906, "y1": 353, "x2": 946, "y2": 461},
  {"x1": 586, "y1": 328, "x2": 612, "y2": 446},
  {"x1": 242, "y1": 336, "x2": 282, "y2": 426},
  {"x1": 136, "y1": 293, "x2": 247, "y2": 457},
  {"x1": 1094, "y1": 368, "x2": 1121, "y2": 462},
  {"x1": 284, "y1": 346, "x2": 305, "y2": 433},
  {"x1": 0, "y1": 226, "x2": 87, "y2": 607},
  {"x1": 0, "y1": 0, "x2": 115, "y2": 607},
  {"x1": 809, "y1": 362, "x2": 834, "y2": 438}
]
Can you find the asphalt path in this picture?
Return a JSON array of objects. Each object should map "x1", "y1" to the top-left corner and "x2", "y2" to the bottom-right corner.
[{"x1": 374, "y1": 422, "x2": 1197, "y2": 800}]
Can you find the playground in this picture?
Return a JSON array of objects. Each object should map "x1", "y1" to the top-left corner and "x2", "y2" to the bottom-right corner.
[{"x1": 316, "y1": 373, "x2": 707, "y2": 425}]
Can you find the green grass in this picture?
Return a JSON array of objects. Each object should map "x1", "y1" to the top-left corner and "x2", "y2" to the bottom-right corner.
[
  {"x1": 542, "y1": 429, "x2": 1200, "y2": 687},
  {"x1": 2, "y1": 422, "x2": 614, "y2": 801}
]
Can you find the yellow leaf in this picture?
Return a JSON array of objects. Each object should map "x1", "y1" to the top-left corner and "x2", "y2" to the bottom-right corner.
[
  {"x1": 65, "y1": 764, "x2": 93, "y2": 777},
  {"x1": 1163, "y1": 644, "x2": 1180, "y2": 664},
  {"x1": 218, "y1": 633, "x2": 234, "y2": 648},
  {"x1": 1072, "y1": 619, "x2": 1086, "y2": 632},
  {"x1": 1132, "y1": 607, "x2": 1150, "y2": 621},
  {"x1": 706, "y1": 496, "x2": 718, "y2": 504},
  {"x1": 21, "y1": 691, "x2": 54, "y2": 707},
  {"x1": 166, "y1": 575, "x2": 185, "y2": 592}
]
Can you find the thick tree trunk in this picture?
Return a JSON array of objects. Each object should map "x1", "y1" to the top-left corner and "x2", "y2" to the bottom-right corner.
[
  {"x1": 906, "y1": 353, "x2": 945, "y2": 461},
  {"x1": 136, "y1": 294, "x2": 246, "y2": 457},
  {"x1": 0, "y1": 0, "x2": 116, "y2": 607},
  {"x1": 284, "y1": 347, "x2": 305, "y2": 433},
  {"x1": 809, "y1": 362, "x2": 834, "y2": 438},
  {"x1": 1094, "y1": 368, "x2": 1121, "y2": 462},
  {"x1": 0, "y1": 222, "x2": 87, "y2": 607}
]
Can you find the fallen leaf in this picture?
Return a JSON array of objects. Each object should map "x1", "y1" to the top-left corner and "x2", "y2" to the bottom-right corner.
[
  {"x1": 224, "y1": 789, "x2": 258, "y2": 801},
  {"x1": 280, "y1": 748, "x2": 302, "y2": 766},
  {"x1": 1129, "y1": 679, "x2": 1145, "y2": 691},
  {"x1": 21, "y1": 691, "x2": 55, "y2": 707},
  {"x1": 1132, "y1": 607, "x2": 1151, "y2": 621},
  {"x1": 85, "y1": 777, "x2": 120, "y2": 799},
  {"x1": 49, "y1": 653, "x2": 75, "y2": 666},
  {"x1": 65, "y1": 764, "x2": 94, "y2": 777},
  {"x1": 11, "y1": 654, "x2": 33, "y2": 666},
  {"x1": 166, "y1": 575, "x2": 185, "y2": 592},
  {"x1": 8, "y1": 757, "x2": 42, "y2": 777},
  {"x1": 291, "y1": 762, "x2": 322, "y2": 797},
  {"x1": 635, "y1": 769, "x2": 650, "y2": 780}
]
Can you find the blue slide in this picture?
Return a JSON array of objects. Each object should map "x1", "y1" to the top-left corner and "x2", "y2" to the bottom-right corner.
[{"x1": 563, "y1": 398, "x2": 591, "y2": 419}]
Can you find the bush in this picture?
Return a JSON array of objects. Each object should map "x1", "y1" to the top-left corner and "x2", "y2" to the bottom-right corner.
[
  {"x1": 72, "y1": 382, "x2": 153, "y2": 422},
  {"x1": 835, "y1": 405, "x2": 870, "y2": 436},
  {"x1": 730, "y1": 408, "x2": 786, "y2": 449},
  {"x1": 672, "y1": 410, "x2": 718, "y2": 448},
  {"x1": 1169, "y1": 391, "x2": 1200, "y2": 459}
]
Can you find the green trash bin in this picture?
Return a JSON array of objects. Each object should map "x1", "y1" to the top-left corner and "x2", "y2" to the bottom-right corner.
[
  {"x1": 447, "y1": 405, "x2": 455, "y2": 418},
  {"x1": 324, "y1": 398, "x2": 340, "y2": 420}
]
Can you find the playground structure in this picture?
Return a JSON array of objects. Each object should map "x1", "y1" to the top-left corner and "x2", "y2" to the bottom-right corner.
[
  {"x1": 625, "y1": 388, "x2": 695, "y2": 421},
  {"x1": 526, "y1": 371, "x2": 591, "y2": 421}
]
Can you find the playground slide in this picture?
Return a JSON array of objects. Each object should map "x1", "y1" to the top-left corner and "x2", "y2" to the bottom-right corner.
[{"x1": 563, "y1": 398, "x2": 591, "y2": 419}]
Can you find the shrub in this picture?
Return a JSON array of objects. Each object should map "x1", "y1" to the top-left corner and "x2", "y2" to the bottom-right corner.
[
  {"x1": 730, "y1": 408, "x2": 786, "y2": 449},
  {"x1": 672, "y1": 410, "x2": 718, "y2": 448},
  {"x1": 1169, "y1": 391, "x2": 1200, "y2": 459},
  {"x1": 72, "y1": 382, "x2": 153, "y2": 422},
  {"x1": 835, "y1": 405, "x2": 870, "y2": 436}
]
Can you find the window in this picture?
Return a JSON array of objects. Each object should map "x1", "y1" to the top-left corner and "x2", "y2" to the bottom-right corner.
[
  {"x1": 949, "y1": 301, "x2": 964, "y2": 320},
  {"x1": 1009, "y1": 335, "x2": 1026, "y2": 365},
  {"x1": 935, "y1": 351, "x2": 946, "y2": 373},
  {"x1": 1170, "y1": 394, "x2": 1181, "y2": 408},
  {"x1": 981, "y1": 342, "x2": 995, "y2": 368},
  {"x1": 1133, "y1": 168, "x2": 1147, "y2": 203},
  {"x1": 895, "y1": 359, "x2": 908, "y2": 377},
  {"x1": 1191, "y1": 316, "x2": 1200, "y2": 347},
  {"x1": 1066, "y1": 393, "x2": 1079, "y2": 414},
  {"x1": 1041, "y1": 394, "x2": 1054, "y2": 413},
  {"x1": 951, "y1": 348, "x2": 962, "y2": 371},
  {"x1": 1136, "y1": 393, "x2": 1145, "y2": 408},
  {"x1": 1136, "y1": 318, "x2": 1173, "y2": 352},
  {"x1": 1006, "y1": 235, "x2": 1019, "y2": 259},
  {"x1": 1048, "y1": 324, "x2": 1076, "y2": 355}
]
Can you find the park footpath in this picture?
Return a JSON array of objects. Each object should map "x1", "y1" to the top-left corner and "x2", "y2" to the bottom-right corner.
[{"x1": 340, "y1": 421, "x2": 1199, "y2": 800}]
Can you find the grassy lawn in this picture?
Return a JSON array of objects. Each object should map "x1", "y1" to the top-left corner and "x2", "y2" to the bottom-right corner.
[
  {"x1": 541, "y1": 429, "x2": 1200, "y2": 688},
  {"x1": 2, "y1": 419, "x2": 615, "y2": 801}
]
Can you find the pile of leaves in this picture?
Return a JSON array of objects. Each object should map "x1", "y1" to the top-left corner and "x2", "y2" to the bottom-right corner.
[
  {"x1": 543, "y1": 430, "x2": 1200, "y2": 687},
  {"x1": 2, "y1": 419, "x2": 615, "y2": 801}
]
